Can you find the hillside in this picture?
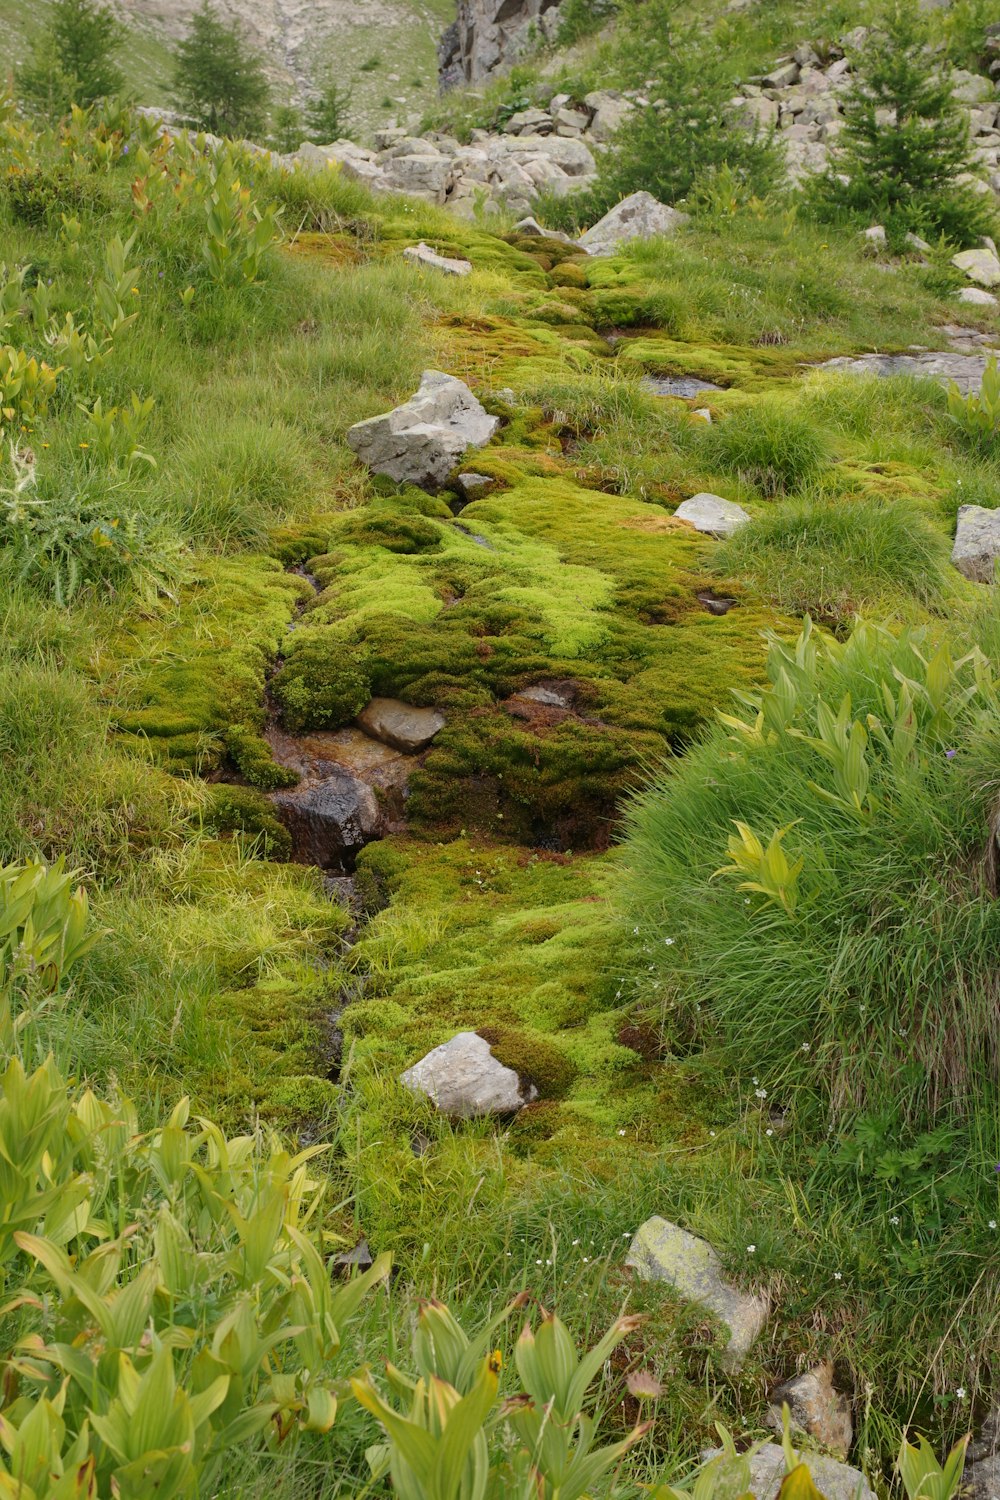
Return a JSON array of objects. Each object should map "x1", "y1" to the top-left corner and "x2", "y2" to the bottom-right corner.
[{"x1": 1, "y1": 4, "x2": 1000, "y2": 1497}]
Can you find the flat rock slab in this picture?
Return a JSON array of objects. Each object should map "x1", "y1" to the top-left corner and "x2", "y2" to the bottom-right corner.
[
  {"x1": 816, "y1": 351, "x2": 1000, "y2": 393},
  {"x1": 642, "y1": 375, "x2": 724, "y2": 398},
  {"x1": 401, "y1": 1031, "x2": 538, "y2": 1118},
  {"x1": 403, "y1": 241, "x2": 472, "y2": 276},
  {"x1": 346, "y1": 370, "x2": 499, "y2": 489},
  {"x1": 271, "y1": 767, "x2": 380, "y2": 867},
  {"x1": 952, "y1": 504, "x2": 1000, "y2": 582},
  {"x1": 626, "y1": 1217, "x2": 768, "y2": 1369},
  {"x1": 674, "y1": 493, "x2": 751, "y2": 538},
  {"x1": 704, "y1": 1446, "x2": 873, "y2": 1500},
  {"x1": 357, "y1": 697, "x2": 446, "y2": 753},
  {"x1": 578, "y1": 191, "x2": 688, "y2": 257}
]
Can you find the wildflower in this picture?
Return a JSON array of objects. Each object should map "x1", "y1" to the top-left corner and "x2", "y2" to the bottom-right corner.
[
  {"x1": 834, "y1": 1271, "x2": 842, "y2": 1281},
  {"x1": 766, "y1": 1129, "x2": 774, "y2": 1138},
  {"x1": 752, "y1": 1076, "x2": 759, "y2": 1086},
  {"x1": 956, "y1": 1388, "x2": 967, "y2": 1401},
  {"x1": 801, "y1": 1042, "x2": 810, "y2": 1052},
  {"x1": 582, "y1": 1256, "x2": 589, "y2": 1263},
  {"x1": 944, "y1": 749, "x2": 957, "y2": 759},
  {"x1": 617, "y1": 1129, "x2": 626, "y2": 1136},
  {"x1": 79, "y1": 442, "x2": 89, "y2": 448},
  {"x1": 746, "y1": 1244, "x2": 756, "y2": 1254},
  {"x1": 626, "y1": 1370, "x2": 664, "y2": 1400},
  {"x1": 755, "y1": 1088, "x2": 767, "y2": 1100},
  {"x1": 664, "y1": 937, "x2": 674, "y2": 946},
  {"x1": 889, "y1": 1215, "x2": 900, "y2": 1227},
  {"x1": 572, "y1": 1238, "x2": 579, "y2": 1245},
  {"x1": 989, "y1": 1220, "x2": 997, "y2": 1230}
]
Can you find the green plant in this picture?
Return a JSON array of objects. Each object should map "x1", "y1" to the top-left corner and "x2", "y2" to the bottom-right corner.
[
  {"x1": 713, "y1": 820, "x2": 804, "y2": 914},
  {"x1": 76, "y1": 393, "x2": 156, "y2": 467},
  {"x1": 700, "y1": 402, "x2": 829, "y2": 496},
  {"x1": 353, "y1": 1298, "x2": 650, "y2": 1499},
  {"x1": 898, "y1": 1433, "x2": 969, "y2": 1500},
  {"x1": 305, "y1": 77, "x2": 353, "y2": 144},
  {"x1": 947, "y1": 356, "x2": 1000, "y2": 450},
  {"x1": 202, "y1": 159, "x2": 280, "y2": 285},
  {"x1": 0, "y1": 857, "x2": 102, "y2": 1051},
  {"x1": 806, "y1": 0, "x2": 996, "y2": 246}
]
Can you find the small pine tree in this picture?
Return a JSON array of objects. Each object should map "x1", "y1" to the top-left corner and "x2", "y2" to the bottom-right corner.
[
  {"x1": 271, "y1": 104, "x2": 303, "y2": 154},
  {"x1": 809, "y1": 0, "x2": 995, "y2": 245},
  {"x1": 17, "y1": 0, "x2": 125, "y2": 117},
  {"x1": 304, "y1": 79, "x2": 352, "y2": 144},
  {"x1": 172, "y1": 2, "x2": 270, "y2": 139}
]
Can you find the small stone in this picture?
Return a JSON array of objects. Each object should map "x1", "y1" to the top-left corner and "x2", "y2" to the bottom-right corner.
[
  {"x1": 403, "y1": 242, "x2": 472, "y2": 276},
  {"x1": 674, "y1": 493, "x2": 751, "y2": 538},
  {"x1": 863, "y1": 224, "x2": 886, "y2": 244},
  {"x1": 705, "y1": 1445, "x2": 873, "y2": 1500},
  {"x1": 692, "y1": 407, "x2": 713, "y2": 422},
  {"x1": 356, "y1": 697, "x2": 446, "y2": 753},
  {"x1": 767, "y1": 1364, "x2": 854, "y2": 1458},
  {"x1": 905, "y1": 231, "x2": 932, "y2": 253},
  {"x1": 270, "y1": 769, "x2": 380, "y2": 867},
  {"x1": 455, "y1": 471, "x2": 495, "y2": 501},
  {"x1": 952, "y1": 505, "x2": 1000, "y2": 582},
  {"x1": 400, "y1": 1032, "x2": 538, "y2": 1118},
  {"x1": 578, "y1": 191, "x2": 688, "y2": 257},
  {"x1": 625, "y1": 1217, "x2": 768, "y2": 1369},
  {"x1": 952, "y1": 247, "x2": 1000, "y2": 287},
  {"x1": 763, "y1": 60, "x2": 801, "y2": 88},
  {"x1": 957, "y1": 286, "x2": 999, "y2": 306}
]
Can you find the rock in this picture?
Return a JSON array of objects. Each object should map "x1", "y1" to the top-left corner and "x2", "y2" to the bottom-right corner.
[
  {"x1": 400, "y1": 1032, "x2": 538, "y2": 1117},
  {"x1": 693, "y1": 407, "x2": 713, "y2": 422},
  {"x1": 626, "y1": 1218, "x2": 768, "y2": 1369},
  {"x1": 502, "y1": 107, "x2": 553, "y2": 135},
  {"x1": 356, "y1": 697, "x2": 446, "y2": 753},
  {"x1": 706, "y1": 1445, "x2": 873, "y2": 1500},
  {"x1": 952, "y1": 248, "x2": 1000, "y2": 287},
  {"x1": 584, "y1": 88, "x2": 634, "y2": 142},
  {"x1": 642, "y1": 375, "x2": 724, "y2": 397},
  {"x1": 952, "y1": 68, "x2": 995, "y2": 105},
  {"x1": 767, "y1": 1365, "x2": 853, "y2": 1458},
  {"x1": 816, "y1": 350, "x2": 1000, "y2": 393},
  {"x1": 965, "y1": 1456, "x2": 1000, "y2": 1500},
  {"x1": 578, "y1": 191, "x2": 688, "y2": 256},
  {"x1": 957, "y1": 286, "x2": 999, "y2": 306},
  {"x1": 970, "y1": 1405, "x2": 1000, "y2": 1463},
  {"x1": 511, "y1": 215, "x2": 576, "y2": 243},
  {"x1": 346, "y1": 370, "x2": 499, "y2": 490},
  {"x1": 905, "y1": 231, "x2": 932, "y2": 253},
  {"x1": 271, "y1": 768, "x2": 380, "y2": 867},
  {"x1": 952, "y1": 505, "x2": 1000, "y2": 582},
  {"x1": 403, "y1": 242, "x2": 473, "y2": 276},
  {"x1": 380, "y1": 154, "x2": 452, "y2": 199},
  {"x1": 763, "y1": 60, "x2": 801, "y2": 88},
  {"x1": 555, "y1": 104, "x2": 590, "y2": 132},
  {"x1": 863, "y1": 224, "x2": 887, "y2": 244},
  {"x1": 674, "y1": 493, "x2": 751, "y2": 538},
  {"x1": 438, "y1": 0, "x2": 561, "y2": 86},
  {"x1": 455, "y1": 470, "x2": 496, "y2": 501}
]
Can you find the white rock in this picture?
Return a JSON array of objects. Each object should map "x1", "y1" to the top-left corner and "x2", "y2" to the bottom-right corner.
[
  {"x1": 400, "y1": 1032, "x2": 537, "y2": 1117},
  {"x1": 863, "y1": 224, "x2": 887, "y2": 244},
  {"x1": 674, "y1": 493, "x2": 751, "y2": 538},
  {"x1": 403, "y1": 242, "x2": 472, "y2": 276},
  {"x1": 957, "y1": 286, "x2": 999, "y2": 306},
  {"x1": 578, "y1": 191, "x2": 688, "y2": 256},
  {"x1": 626, "y1": 1217, "x2": 768, "y2": 1369},
  {"x1": 705, "y1": 1445, "x2": 873, "y2": 1500},
  {"x1": 346, "y1": 370, "x2": 499, "y2": 490},
  {"x1": 952, "y1": 248, "x2": 1000, "y2": 287},
  {"x1": 952, "y1": 505, "x2": 1000, "y2": 582}
]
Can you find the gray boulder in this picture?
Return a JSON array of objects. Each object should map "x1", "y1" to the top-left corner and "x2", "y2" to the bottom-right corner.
[
  {"x1": 401, "y1": 1032, "x2": 538, "y2": 1117},
  {"x1": 455, "y1": 471, "x2": 496, "y2": 502},
  {"x1": 625, "y1": 1217, "x2": 768, "y2": 1369},
  {"x1": 346, "y1": 370, "x2": 499, "y2": 489},
  {"x1": 952, "y1": 248, "x2": 1000, "y2": 288},
  {"x1": 767, "y1": 1364, "x2": 853, "y2": 1458},
  {"x1": 578, "y1": 191, "x2": 689, "y2": 256},
  {"x1": 270, "y1": 769, "x2": 380, "y2": 867},
  {"x1": 952, "y1": 504, "x2": 1000, "y2": 582},
  {"x1": 674, "y1": 493, "x2": 751, "y2": 538},
  {"x1": 965, "y1": 1456, "x2": 1000, "y2": 1500},
  {"x1": 356, "y1": 697, "x2": 446, "y2": 753},
  {"x1": 705, "y1": 1445, "x2": 872, "y2": 1500},
  {"x1": 403, "y1": 242, "x2": 472, "y2": 276},
  {"x1": 584, "y1": 88, "x2": 634, "y2": 142},
  {"x1": 957, "y1": 286, "x2": 999, "y2": 307}
]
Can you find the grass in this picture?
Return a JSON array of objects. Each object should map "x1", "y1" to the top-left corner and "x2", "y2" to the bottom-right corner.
[{"x1": 1, "y1": 96, "x2": 999, "y2": 1493}]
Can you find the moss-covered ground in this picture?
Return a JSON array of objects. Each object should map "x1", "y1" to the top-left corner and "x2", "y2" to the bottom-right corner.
[{"x1": 3, "y1": 113, "x2": 1000, "y2": 1489}]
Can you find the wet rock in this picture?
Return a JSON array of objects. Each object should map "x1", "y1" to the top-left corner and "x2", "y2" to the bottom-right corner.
[
  {"x1": 401, "y1": 1031, "x2": 538, "y2": 1117},
  {"x1": 952, "y1": 504, "x2": 1000, "y2": 582},
  {"x1": 346, "y1": 370, "x2": 499, "y2": 489},
  {"x1": 704, "y1": 1445, "x2": 873, "y2": 1500},
  {"x1": 403, "y1": 242, "x2": 473, "y2": 276},
  {"x1": 356, "y1": 697, "x2": 446, "y2": 753},
  {"x1": 674, "y1": 493, "x2": 751, "y2": 538},
  {"x1": 767, "y1": 1364, "x2": 853, "y2": 1458},
  {"x1": 816, "y1": 350, "x2": 1000, "y2": 393},
  {"x1": 952, "y1": 247, "x2": 1000, "y2": 287},
  {"x1": 578, "y1": 191, "x2": 688, "y2": 256},
  {"x1": 625, "y1": 1217, "x2": 768, "y2": 1369},
  {"x1": 271, "y1": 768, "x2": 380, "y2": 867},
  {"x1": 642, "y1": 375, "x2": 724, "y2": 398}
]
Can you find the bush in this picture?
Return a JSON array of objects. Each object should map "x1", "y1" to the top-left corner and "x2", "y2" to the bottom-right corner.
[
  {"x1": 699, "y1": 401, "x2": 829, "y2": 496},
  {"x1": 717, "y1": 493, "x2": 950, "y2": 621}
]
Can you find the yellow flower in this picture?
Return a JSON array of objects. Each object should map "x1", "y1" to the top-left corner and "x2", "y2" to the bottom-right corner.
[{"x1": 79, "y1": 442, "x2": 89, "y2": 448}]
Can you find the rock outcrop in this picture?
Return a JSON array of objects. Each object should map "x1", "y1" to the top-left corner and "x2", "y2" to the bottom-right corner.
[
  {"x1": 578, "y1": 191, "x2": 688, "y2": 256},
  {"x1": 625, "y1": 1217, "x2": 768, "y2": 1369},
  {"x1": 346, "y1": 370, "x2": 499, "y2": 489},
  {"x1": 438, "y1": 0, "x2": 562, "y2": 88},
  {"x1": 271, "y1": 767, "x2": 380, "y2": 867},
  {"x1": 401, "y1": 1031, "x2": 538, "y2": 1116}
]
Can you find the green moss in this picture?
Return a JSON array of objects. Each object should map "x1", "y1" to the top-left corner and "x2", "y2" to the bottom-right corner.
[
  {"x1": 225, "y1": 724, "x2": 299, "y2": 790},
  {"x1": 271, "y1": 635, "x2": 372, "y2": 733},
  {"x1": 478, "y1": 1025, "x2": 577, "y2": 1098},
  {"x1": 549, "y1": 262, "x2": 589, "y2": 289},
  {"x1": 204, "y1": 784, "x2": 292, "y2": 861}
]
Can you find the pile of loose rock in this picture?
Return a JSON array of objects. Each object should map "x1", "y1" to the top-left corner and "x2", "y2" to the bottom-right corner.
[{"x1": 730, "y1": 29, "x2": 1000, "y2": 196}]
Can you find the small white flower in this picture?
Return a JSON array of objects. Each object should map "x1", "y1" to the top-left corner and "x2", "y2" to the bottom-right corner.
[
  {"x1": 957, "y1": 1388, "x2": 967, "y2": 1400},
  {"x1": 752, "y1": 1076, "x2": 759, "y2": 1086},
  {"x1": 618, "y1": 1129, "x2": 626, "y2": 1136},
  {"x1": 622, "y1": 1232, "x2": 631, "y2": 1238},
  {"x1": 746, "y1": 1244, "x2": 756, "y2": 1254},
  {"x1": 583, "y1": 1256, "x2": 589, "y2": 1263},
  {"x1": 535, "y1": 1259, "x2": 542, "y2": 1265},
  {"x1": 664, "y1": 937, "x2": 674, "y2": 946},
  {"x1": 633, "y1": 926, "x2": 640, "y2": 934},
  {"x1": 755, "y1": 1088, "x2": 767, "y2": 1099},
  {"x1": 889, "y1": 1215, "x2": 900, "y2": 1227},
  {"x1": 572, "y1": 1238, "x2": 580, "y2": 1245},
  {"x1": 801, "y1": 1042, "x2": 810, "y2": 1052},
  {"x1": 990, "y1": 1220, "x2": 997, "y2": 1231},
  {"x1": 766, "y1": 1129, "x2": 774, "y2": 1137},
  {"x1": 709, "y1": 1130, "x2": 716, "y2": 1138},
  {"x1": 834, "y1": 1271, "x2": 843, "y2": 1281},
  {"x1": 744, "y1": 897, "x2": 751, "y2": 904}
]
